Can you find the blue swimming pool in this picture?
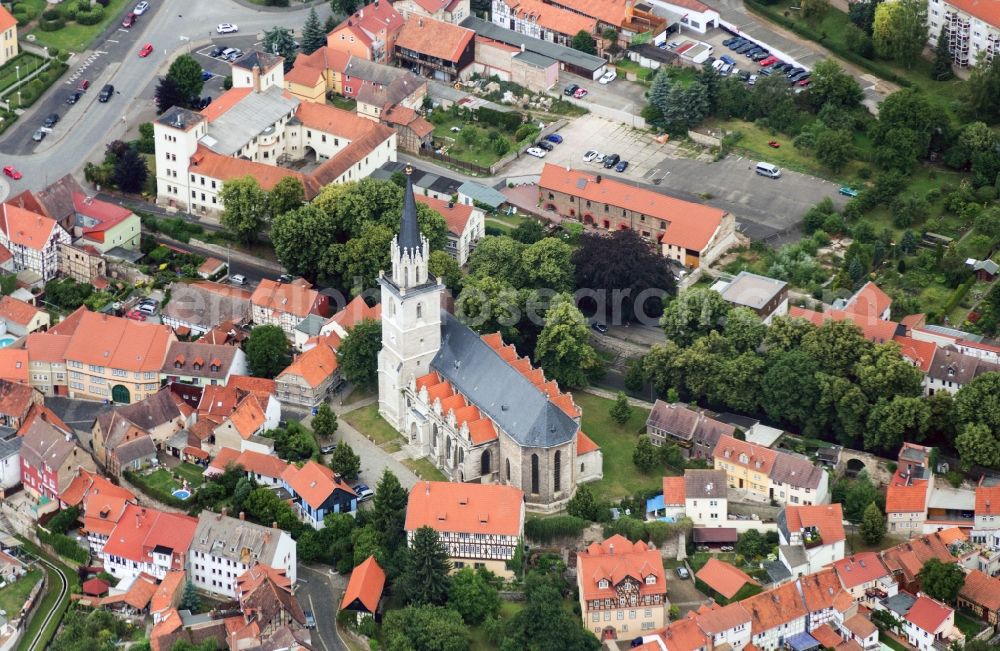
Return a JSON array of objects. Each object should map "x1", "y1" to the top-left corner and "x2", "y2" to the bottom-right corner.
[
  {"x1": 172, "y1": 489, "x2": 192, "y2": 500},
  {"x1": 0, "y1": 336, "x2": 15, "y2": 348}
]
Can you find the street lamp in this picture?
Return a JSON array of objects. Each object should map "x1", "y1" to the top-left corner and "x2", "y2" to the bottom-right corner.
[
  {"x1": 122, "y1": 114, "x2": 127, "y2": 139},
  {"x1": 14, "y1": 65, "x2": 18, "y2": 84}
]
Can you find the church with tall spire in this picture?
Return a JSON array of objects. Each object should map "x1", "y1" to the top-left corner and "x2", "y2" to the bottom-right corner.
[{"x1": 377, "y1": 167, "x2": 603, "y2": 512}]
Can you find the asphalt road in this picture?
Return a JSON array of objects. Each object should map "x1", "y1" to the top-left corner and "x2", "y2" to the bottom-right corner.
[
  {"x1": 0, "y1": 0, "x2": 333, "y2": 199},
  {"x1": 155, "y1": 235, "x2": 283, "y2": 288},
  {"x1": 296, "y1": 564, "x2": 349, "y2": 651}
]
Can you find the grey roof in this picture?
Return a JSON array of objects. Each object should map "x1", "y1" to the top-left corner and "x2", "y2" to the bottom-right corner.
[
  {"x1": 513, "y1": 50, "x2": 557, "y2": 69},
  {"x1": 191, "y1": 511, "x2": 284, "y2": 566},
  {"x1": 161, "y1": 341, "x2": 240, "y2": 380},
  {"x1": 763, "y1": 560, "x2": 792, "y2": 584},
  {"x1": 161, "y1": 281, "x2": 252, "y2": 332},
  {"x1": 899, "y1": 446, "x2": 927, "y2": 463},
  {"x1": 399, "y1": 171, "x2": 422, "y2": 252},
  {"x1": 776, "y1": 509, "x2": 790, "y2": 541},
  {"x1": 115, "y1": 436, "x2": 157, "y2": 466},
  {"x1": 430, "y1": 313, "x2": 578, "y2": 448},
  {"x1": 200, "y1": 86, "x2": 298, "y2": 156},
  {"x1": 104, "y1": 247, "x2": 145, "y2": 263},
  {"x1": 779, "y1": 544, "x2": 808, "y2": 570},
  {"x1": 647, "y1": 401, "x2": 736, "y2": 445},
  {"x1": 0, "y1": 435, "x2": 21, "y2": 460},
  {"x1": 927, "y1": 345, "x2": 1000, "y2": 385},
  {"x1": 155, "y1": 106, "x2": 205, "y2": 132},
  {"x1": 460, "y1": 17, "x2": 606, "y2": 73},
  {"x1": 458, "y1": 182, "x2": 506, "y2": 209},
  {"x1": 294, "y1": 314, "x2": 326, "y2": 337},
  {"x1": 16, "y1": 174, "x2": 83, "y2": 224},
  {"x1": 97, "y1": 388, "x2": 184, "y2": 434},
  {"x1": 713, "y1": 412, "x2": 759, "y2": 430},
  {"x1": 770, "y1": 451, "x2": 824, "y2": 490},
  {"x1": 883, "y1": 592, "x2": 916, "y2": 617},
  {"x1": 20, "y1": 419, "x2": 78, "y2": 471},
  {"x1": 972, "y1": 259, "x2": 1000, "y2": 275},
  {"x1": 719, "y1": 271, "x2": 787, "y2": 310},
  {"x1": 343, "y1": 56, "x2": 410, "y2": 85},
  {"x1": 232, "y1": 50, "x2": 283, "y2": 72},
  {"x1": 683, "y1": 469, "x2": 727, "y2": 499},
  {"x1": 356, "y1": 72, "x2": 425, "y2": 108}
]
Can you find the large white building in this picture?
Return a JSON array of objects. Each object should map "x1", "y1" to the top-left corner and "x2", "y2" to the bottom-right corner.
[
  {"x1": 377, "y1": 169, "x2": 602, "y2": 512},
  {"x1": 927, "y1": 0, "x2": 1000, "y2": 67},
  {"x1": 154, "y1": 50, "x2": 396, "y2": 217},
  {"x1": 188, "y1": 511, "x2": 297, "y2": 599}
]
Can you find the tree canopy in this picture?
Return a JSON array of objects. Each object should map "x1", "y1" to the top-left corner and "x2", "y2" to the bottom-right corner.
[
  {"x1": 244, "y1": 325, "x2": 290, "y2": 378},
  {"x1": 336, "y1": 319, "x2": 382, "y2": 390}
]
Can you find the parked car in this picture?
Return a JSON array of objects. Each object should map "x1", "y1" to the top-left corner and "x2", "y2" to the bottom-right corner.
[
  {"x1": 615, "y1": 160, "x2": 629, "y2": 172},
  {"x1": 303, "y1": 611, "x2": 316, "y2": 629},
  {"x1": 720, "y1": 54, "x2": 735, "y2": 65},
  {"x1": 745, "y1": 47, "x2": 764, "y2": 58},
  {"x1": 720, "y1": 545, "x2": 734, "y2": 552},
  {"x1": 525, "y1": 146, "x2": 547, "y2": 158},
  {"x1": 573, "y1": 87, "x2": 588, "y2": 99},
  {"x1": 563, "y1": 83, "x2": 579, "y2": 96},
  {"x1": 32, "y1": 129, "x2": 45, "y2": 142},
  {"x1": 760, "y1": 55, "x2": 779, "y2": 66},
  {"x1": 728, "y1": 38, "x2": 747, "y2": 50},
  {"x1": 99, "y1": 84, "x2": 114, "y2": 102},
  {"x1": 603, "y1": 153, "x2": 620, "y2": 168},
  {"x1": 535, "y1": 140, "x2": 553, "y2": 151},
  {"x1": 320, "y1": 444, "x2": 336, "y2": 454},
  {"x1": 77, "y1": 79, "x2": 90, "y2": 92},
  {"x1": 751, "y1": 51, "x2": 770, "y2": 61},
  {"x1": 133, "y1": 1, "x2": 149, "y2": 15},
  {"x1": 676, "y1": 567, "x2": 690, "y2": 579},
  {"x1": 722, "y1": 37, "x2": 740, "y2": 46},
  {"x1": 599, "y1": 70, "x2": 617, "y2": 84},
  {"x1": 591, "y1": 322, "x2": 608, "y2": 334},
  {"x1": 210, "y1": 46, "x2": 226, "y2": 57},
  {"x1": 798, "y1": 78, "x2": 811, "y2": 87},
  {"x1": 3, "y1": 166, "x2": 21, "y2": 180},
  {"x1": 201, "y1": 70, "x2": 213, "y2": 81},
  {"x1": 126, "y1": 310, "x2": 147, "y2": 321},
  {"x1": 735, "y1": 43, "x2": 756, "y2": 54},
  {"x1": 546, "y1": 133, "x2": 563, "y2": 144},
  {"x1": 217, "y1": 23, "x2": 239, "y2": 34},
  {"x1": 122, "y1": 12, "x2": 136, "y2": 28},
  {"x1": 138, "y1": 303, "x2": 157, "y2": 316},
  {"x1": 786, "y1": 67, "x2": 804, "y2": 77},
  {"x1": 225, "y1": 50, "x2": 243, "y2": 61},
  {"x1": 592, "y1": 153, "x2": 605, "y2": 164},
  {"x1": 789, "y1": 71, "x2": 810, "y2": 83},
  {"x1": 738, "y1": 70, "x2": 751, "y2": 81},
  {"x1": 758, "y1": 67, "x2": 773, "y2": 76},
  {"x1": 353, "y1": 484, "x2": 375, "y2": 501},
  {"x1": 230, "y1": 274, "x2": 246, "y2": 285},
  {"x1": 278, "y1": 274, "x2": 294, "y2": 283},
  {"x1": 839, "y1": 186, "x2": 859, "y2": 197},
  {"x1": 43, "y1": 113, "x2": 59, "y2": 128},
  {"x1": 748, "y1": 74, "x2": 758, "y2": 85},
  {"x1": 583, "y1": 150, "x2": 599, "y2": 162},
  {"x1": 66, "y1": 91, "x2": 82, "y2": 105},
  {"x1": 138, "y1": 43, "x2": 154, "y2": 58},
  {"x1": 138, "y1": 298, "x2": 158, "y2": 308}
]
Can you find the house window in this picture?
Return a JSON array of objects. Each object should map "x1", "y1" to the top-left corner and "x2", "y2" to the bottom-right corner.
[
  {"x1": 531, "y1": 454, "x2": 539, "y2": 494},
  {"x1": 506, "y1": 458, "x2": 511, "y2": 481},
  {"x1": 553, "y1": 450, "x2": 561, "y2": 492}
]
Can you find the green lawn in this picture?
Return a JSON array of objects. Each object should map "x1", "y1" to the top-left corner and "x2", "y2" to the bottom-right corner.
[
  {"x1": 485, "y1": 214, "x2": 527, "y2": 235},
  {"x1": 879, "y1": 633, "x2": 908, "y2": 651},
  {"x1": 0, "y1": 570, "x2": 42, "y2": 617},
  {"x1": 0, "y1": 53, "x2": 45, "y2": 95},
  {"x1": 470, "y1": 601, "x2": 524, "y2": 651},
  {"x1": 429, "y1": 115, "x2": 517, "y2": 168},
  {"x1": 29, "y1": 0, "x2": 132, "y2": 52},
  {"x1": 343, "y1": 404, "x2": 406, "y2": 447},
  {"x1": 141, "y1": 468, "x2": 180, "y2": 494},
  {"x1": 954, "y1": 611, "x2": 986, "y2": 637},
  {"x1": 16, "y1": 539, "x2": 80, "y2": 651},
  {"x1": 328, "y1": 95, "x2": 357, "y2": 112},
  {"x1": 402, "y1": 457, "x2": 447, "y2": 481},
  {"x1": 573, "y1": 392, "x2": 657, "y2": 499},
  {"x1": 173, "y1": 462, "x2": 206, "y2": 487}
]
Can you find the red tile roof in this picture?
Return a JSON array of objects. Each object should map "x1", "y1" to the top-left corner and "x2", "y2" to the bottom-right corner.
[
  {"x1": 60, "y1": 468, "x2": 136, "y2": 507},
  {"x1": 832, "y1": 553, "x2": 889, "y2": 589},
  {"x1": 325, "y1": 295, "x2": 381, "y2": 333},
  {"x1": 798, "y1": 568, "x2": 850, "y2": 613},
  {"x1": 330, "y1": 1, "x2": 405, "y2": 50},
  {"x1": 811, "y1": 624, "x2": 844, "y2": 649},
  {"x1": 905, "y1": 595, "x2": 952, "y2": 635},
  {"x1": 226, "y1": 395, "x2": 266, "y2": 439},
  {"x1": 662, "y1": 476, "x2": 685, "y2": 506},
  {"x1": 189, "y1": 145, "x2": 318, "y2": 196},
  {"x1": 82, "y1": 578, "x2": 110, "y2": 596},
  {"x1": 395, "y1": 16, "x2": 474, "y2": 63},
  {"x1": 103, "y1": 505, "x2": 197, "y2": 566},
  {"x1": 885, "y1": 468, "x2": 928, "y2": 514},
  {"x1": 695, "y1": 558, "x2": 758, "y2": 599},
  {"x1": 151, "y1": 570, "x2": 186, "y2": 615},
  {"x1": 789, "y1": 306, "x2": 899, "y2": 344},
  {"x1": 295, "y1": 102, "x2": 380, "y2": 139},
  {"x1": 25, "y1": 332, "x2": 71, "y2": 363},
  {"x1": 278, "y1": 336, "x2": 338, "y2": 388},
  {"x1": 892, "y1": 335, "x2": 937, "y2": 372},
  {"x1": 206, "y1": 446, "x2": 241, "y2": 474},
  {"x1": 976, "y1": 478, "x2": 1000, "y2": 515},
  {"x1": 577, "y1": 535, "x2": 665, "y2": 602},
  {"x1": 741, "y1": 581, "x2": 806, "y2": 634},
  {"x1": 201, "y1": 87, "x2": 253, "y2": 122},
  {"x1": 947, "y1": 0, "x2": 1000, "y2": 29},
  {"x1": 0, "y1": 203, "x2": 64, "y2": 251},
  {"x1": 101, "y1": 573, "x2": 159, "y2": 610},
  {"x1": 340, "y1": 555, "x2": 386, "y2": 613},
  {"x1": 691, "y1": 601, "x2": 750, "y2": 635},
  {"x1": 844, "y1": 282, "x2": 892, "y2": 319},
  {"x1": 64, "y1": 310, "x2": 174, "y2": 372},
  {"x1": 540, "y1": 163, "x2": 728, "y2": 253},
  {"x1": 282, "y1": 460, "x2": 356, "y2": 510},
  {"x1": 0, "y1": 295, "x2": 41, "y2": 326},
  {"x1": 405, "y1": 481, "x2": 523, "y2": 537},
  {"x1": 844, "y1": 613, "x2": 877, "y2": 639},
  {"x1": 714, "y1": 435, "x2": 777, "y2": 475},
  {"x1": 547, "y1": 0, "x2": 627, "y2": 25},
  {"x1": 251, "y1": 279, "x2": 322, "y2": 319},
  {"x1": 577, "y1": 430, "x2": 599, "y2": 455},
  {"x1": 234, "y1": 449, "x2": 289, "y2": 479},
  {"x1": 499, "y1": 0, "x2": 597, "y2": 35},
  {"x1": 658, "y1": 617, "x2": 709, "y2": 651},
  {"x1": 71, "y1": 193, "x2": 134, "y2": 239},
  {"x1": 0, "y1": 349, "x2": 28, "y2": 384},
  {"x1": 959, "y1": 569, "x2": 1000, "y2": 611},
  {"x1": 0, "y1": 5, "x2": 15, "y2": 32},
  {"x1": 880, "y1": 529, "x2": 963, "y2": 583},
  {"x1": 784, "y1": 503, "x2": 845, "y2": 544},
  {"x1": 416, "y1": 193, "x2": 474, "y2": 237}
]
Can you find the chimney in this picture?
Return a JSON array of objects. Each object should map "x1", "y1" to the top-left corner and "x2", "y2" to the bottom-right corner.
[
  {"x1": 595, "y1": 175, "x2": 601, "y2": 184},
  {"x1": 520, "y1": 43, "x2": 525, "y2": 52},
  {"x1": 425, "y1": 480, "x2": 430, "y2": 495},
  {"x1": 252, "y1": 65, "x2": 261, "y2": 93},
  {"x1": 239, "y1": 511, "x2": 245, "y2": 520},
  {"x1": 419, "y1": 17, "x2": 423, "y2": 26},
  {"x1": 609, "y1": 543, "x2": 614, "y2": 555}
]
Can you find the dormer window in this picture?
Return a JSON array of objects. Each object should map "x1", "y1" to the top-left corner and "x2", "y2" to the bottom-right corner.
[
  {"x1": 598, "y1": 579, "x2": 609, "y2": 589},
  {"x1": 739, "y1": 453, "x2": 748, "y2": 464},
  {"x1": 645, "y1": 575, "x2": 656, "y2": 585},
  {"x1": 174, "y1": 361, "x2": 182, "y2": 369}
]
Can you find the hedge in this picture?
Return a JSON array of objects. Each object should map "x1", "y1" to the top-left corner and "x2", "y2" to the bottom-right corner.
[
  {"x1": 39, "y1": 17, "x2": 66, "y2": 31},
  {"x1": 4, "y1": 62, "x2": 69, "y2": 110},
  {"x1": 123, "y1": 469, "x2": 191, "y2": 509},
  {"x1": 75, "y1": 6, "x2": 105, "y2": 25},
  {"x1": 942, "y1": 277, "x2": 975, "y2": 319},
  {"x1": 525, "y1": 516, "x2": 588, "y2": 543},
  {"x1": 37, "y1": 529, "x2": 89, "y2": 564},
  {"x1": 743, "y1": 0, "x2": 912, "y2": 88}
]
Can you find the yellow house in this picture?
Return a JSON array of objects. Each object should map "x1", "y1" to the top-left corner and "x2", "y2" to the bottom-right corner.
[
  {"x1": 0, "y1": 7, "x2": 17, "y2": 67},
  {"x1": 713, "y1": 435, "x2": 775, "y2": 499},
  {"x1": 284, "y1": 47, "x2": 348, "y2": 103}
]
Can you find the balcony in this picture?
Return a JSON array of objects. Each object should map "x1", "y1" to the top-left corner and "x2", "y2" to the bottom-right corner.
[{"x1": 865, "y1": 587, "x2": 888, "y2": 600}]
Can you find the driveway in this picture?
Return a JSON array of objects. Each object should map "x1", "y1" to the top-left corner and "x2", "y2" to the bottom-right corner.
[
  {"x1": 557, "y1": 72, "x2": 648, "y2": 117},
  {"x1": 665, "y1": 568, "x2": 708, "y2": 617},
  {"x1": 296, "y1": 563, "x2": 348, "y2": 651}
]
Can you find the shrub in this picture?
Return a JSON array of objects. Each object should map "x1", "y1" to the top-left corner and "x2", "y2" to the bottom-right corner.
[
  {"x1": 75, "y1": 6, "x2": 105, "y2": 25},
  {"x1": 513, "y1": 123, "x2": 539, "y2": 143},
  {"x1": 39, "y1": 17, "x2": 66, "y2": 31},
  {"x1": 42, "y1": 9, "x2": 61, "y2": 20},
  {"x1": 46, "y1": 47, "x2": 60, "y2": 58},
  {"x1": 38, "y1": 529, "x2": 89, "y2": 564},
  {"x1": 525, "y1": 516, "x2": 588, "y2": 543},
  {"x1": 975, "y1": 185, "x2": 997, "y2": 202}
]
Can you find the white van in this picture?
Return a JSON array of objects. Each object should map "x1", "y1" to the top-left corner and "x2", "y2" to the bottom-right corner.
[{"x1": 755, "y1": 162, "x2": 781, "y2": 178}]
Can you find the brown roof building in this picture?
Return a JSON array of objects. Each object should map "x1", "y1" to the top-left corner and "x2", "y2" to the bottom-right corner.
[
  {"x1": 394, "y1": 16, "x2": 475, "y2": 81},
  {"x1": 646, "y1": 400, "x2": 735, "y2": 458}
]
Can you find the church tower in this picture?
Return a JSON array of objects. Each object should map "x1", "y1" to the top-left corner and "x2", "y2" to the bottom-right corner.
[{"x1": 377, "y1": 166, "x2": 444, "y2": 430}]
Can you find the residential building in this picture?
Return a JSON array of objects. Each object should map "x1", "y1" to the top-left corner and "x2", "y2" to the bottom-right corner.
[
  {"x1": 831, "y1": 553, "x2": 896, "y2": 604},
  {"x1": 160, "y1": 341, "x2": 247, "y2": 388},
  {"x1": 645, "y1": 401, "x2": 735, "y2": 457},
  {"x1": 902, "y1": 595, "x2": 963, "y2": 651},
  {"x1": 880, "y1": 528, "x2": 964, "y2": 594},
  {"x1": 0, "y1": 347, "x2": 28, "y2": 385},
  {"x1": 340, "y1": 556, "x2": 386, "y2": 623},
  {"x1": 153, "y1": 55, "x2": 397, "y2": 216},
  {"x1": 8, "y1": 173, "x2": 83, "y2": 233},
  {"x1": 102, "y1": 505, "x2": 198, "y2": 581},
  {"x1": 648, "y1": 0, "x2": 720, "y2": 34},
  {"x1": 57, "y1": 243, "x2": 107, "y2": 284},
  {"x1": 92, "y1": 412, "x2": 157, "y2": 477},
  {"x1": 646, "y1": 475, "x2": 685, "y2": 521},
  {"x1": 777, "y1": 504, "x2": 846, "y2": 575},
  {"x1": 234, "y1": 564, "x2": 305, "y2": 639},
  {"x1": 923, "y1": 345, "x2": 1000, "y2": 395},
  {"x1": 319, "y1": 294, "x2": 381, "y2": 340},
  {"x1": 0, "y1": 296, "x2": 49, "y2": 337},
  {"x1": 491, "y1": 0, "x2": 597, "y2": 46},
  {"x1": 690, "y1": 601, "x2": 751, "y2": 650},
  {"x1": 741, "y1": 581, "x2": 807, "y2": 650},
  {"x1": 282, "y1": 461, "x2": 358, "y2": 528},
  {"x1": 927, "y1": 0, "x2": 1000, "y2": 67},
  {"x1": 538, "y1": 164, "x2": 737, "y2": 269},
  {"x1": 378, "y1": 172, "x2": 602, "y2": 510},
  {"x1": 67, "y1": 191, "x2": 141, "y2": 252},
  {"x1": 188, "y1": 511, "x2": 297, "y2": 599},
  {"x1": 196, "y1": 376, "x2": 281, "y2": 434},
  {"x1": 355, "y1": 69, "x2": 426, "y2": 118},
  {"x1": 210, "y1": 393, "x2": 269, "y2": 454},
  {"x1": 695, "y1": 558, "x2": 759, "y2": 601},
  {"x1": 19, "y1": 414, "x2": 95, "y2": 501},
  {"x1": 958, "y1": 569, "x2": 1000, "y2": 627},
  {"x1": 24, "y1": 332, "x2": 71, "y2": 396},
  {"x1": 0, "y1": 203, "x2": 71, "y2": 281},
  {"x1": 150, "y1": 571, "x2": 186, "y2": 624},
  {"x1": 797, "y1": 568, "x2": 854, "y2": 632},
  {"x1": 576, "y1": 534, "x2": 668, "y2": 639},
  {"x1": 93, "y1": 388, "x2": 192, "y2": 458},
  {"x1": 394, "y1": 16, "x2": 476, "y2": 81},
  {"x1": 251, "y1": 280, "x2": 329, "y2": 335},
  {"x1": 714, "y1": 435, "x2": 828, "y2": 505},
  {"x1": 684, "y1": 469, "x2": 728, "y2": 526},
  {"x1": 405, "y1": 481, "x2": 524, "y2": 578},
  {"x1": 973, "y1": 477, "x2": 1000, "y2": 548},
  {"x1": 276, "y1": 334, "x2": 340, "y2": 407},
  {"x1": 159, "y1": 282, "x2": 252, "y2": 337},
  {"x1": 415, "y1": 193, "x2": 483, "y2": 266},
  {"x1": 230, "y1": 450, "x2": 288, "y2": 487},
  {"x1": 59, "y1": 468, "x2": 137, "y2": 553},
  {"x1": 326, "y1": 1, "x2": 405, "y2": 64},
  {"x1": 284, "y1": 47, "x2": 349, "y2": 102},
  {"x1": 885, "y1": 467, "x2": 931, "y2": 536},
  {"x1": 0, "y1": 7, "x2": 18, "y2": 66},
  {"x1": 644, "y1": 616, "x2": 708, "y2": 651},
  {"x1": 538, "y1": 0, "x2": 666, "y2": 47},
  {"x1": 0, "y1": 379, "x2": 41, "y2": 428},
  {"x1": 60, "y1": 309, "x2": 175, "y2": 404},
  {"x1": 712, "y1": 271, "x2": 789, "y2": 324},
  {"x1": 841, "y1": 614, "x2": 879, "y2": 651},
  {"x1": 790, "y1": 306, "x2": 902, "y2": 345},
  {"x1": 0, "y1": 435, "x2": 20, "y2": 495},
  {"x1": 395, "y1": 0, "x2": 470, "y2": 23}
]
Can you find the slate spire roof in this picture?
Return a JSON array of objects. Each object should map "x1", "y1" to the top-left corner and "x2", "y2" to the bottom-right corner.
[{"x1": 399, "y1": 165, "x2": 422, "y2": 253}]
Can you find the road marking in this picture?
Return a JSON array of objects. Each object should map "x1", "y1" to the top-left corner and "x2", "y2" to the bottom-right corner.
[
  {"x1": 106, "y1": 39, "x2": 119, "y2": 44},
  {"x1": 307, "y1": 595, "x2": 330, "y2": 651}
]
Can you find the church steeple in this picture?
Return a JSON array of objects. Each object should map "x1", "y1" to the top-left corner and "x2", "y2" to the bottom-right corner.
[{"x1": 390, "y1": 165, "x2": 429, "y2": 290}]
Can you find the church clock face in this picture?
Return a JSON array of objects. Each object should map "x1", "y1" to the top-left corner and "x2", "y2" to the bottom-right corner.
[{"x1": 617, "y1": 580, "x2": 639, "y2": 607}]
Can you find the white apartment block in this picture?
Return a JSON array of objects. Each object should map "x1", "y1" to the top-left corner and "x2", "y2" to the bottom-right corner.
[{"x1": 927, "y1": 0, "x2": 1000, "y2": 67}]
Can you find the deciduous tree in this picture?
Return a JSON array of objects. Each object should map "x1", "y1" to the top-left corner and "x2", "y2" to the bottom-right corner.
[
  {"x1": 570, "y1": 30, "x2": 597, "y2": 55},
  {"x1": 661, "y1": 288, "x2": 731, "y2": 347},
  {"x1": 860, "y1": 503, "x2": 886, "y2": 545},
  {"x1": 154, "y1": 76, "x2": 186, "y2": 113},
  {"x1": 761, "y1": 350, "x2": 820, "y2": 431},
  {"x1": 808, "y1": 59, "x2": 863, "y2": 111},
  {"x1": 522, "y1": 237, "x2": 574, "y2": 293},
  {"x1": 633, "y1": 435, "x2": 659, "y2": 473},
  {"x1": 244, "y1": 325, "x2": 290, "y2": 378},
  {"x1": 533, "y1": 294, "x2": 599, "y2": 388},
  {"x1": 467, "y1": 236, "x2": 527, "y2": 287},
  {"x1": 955, "y1": 422, "x2": 1000, "y2": 470},
  {"x1": 723, "y1": 307, "x2": 766, "y2": 353},
  {"x1": 918, "y1": 558, "x2": 965, "y2": 603},
  {"x1": 329, "y1": 442, "x2": 360, "y2": 480},
  {"x1": 428, "y1": 250, "x2": 463, "y2": 293},
  {"x1": 873, "y1": 0, "x2": 928, "y2": 67},
  {"x1": 271, "y1": 204, "x2": 338, "y2": 281},
  {"x1": 166, "y1": 54, "x2": 204, "y2": 100},
  {"x1": 336, "y1": 319, "x2": 382, "y2": 390},
  {"x1": 113, "y1": 148, "x2": 148, "y2": 194},
  {"x1": 220, "y1": 176, "x2": 270, "y2": 245},
  {"x1": 864, "y1": 396, "x2": 930, "y2": 452},
  {"x1": 268, "y1": 176, "x2": 305, "y2": 217},
  {"x1": 449, "y1": 568, "x2": 501, "y2": 625}
]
